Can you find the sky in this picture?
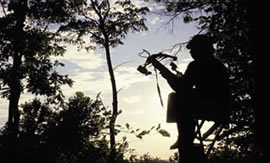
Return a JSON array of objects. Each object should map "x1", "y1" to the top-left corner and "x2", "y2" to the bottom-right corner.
[{"x1": 0, "y1": 0, "x2": 211, "y2": 160}]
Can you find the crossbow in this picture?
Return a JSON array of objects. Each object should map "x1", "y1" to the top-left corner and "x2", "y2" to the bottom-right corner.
[
  {"x1": 137, "y1": 49, "x2": 181, "y2": 107},
  {"x1": 137, "y1": 49, "x2": 180, "y2": 76}
]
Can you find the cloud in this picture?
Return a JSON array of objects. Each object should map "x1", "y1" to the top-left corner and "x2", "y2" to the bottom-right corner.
[
  {"x1": 66, "y1": 65, "x2": 152, "y2": 97},
  {"x1": 114, "y1": 66, "x2": 152, "y2": 89},
  {"x1": 132, "y1": 0, "x2": 147, "y2": 7},
  {"x1": 149, "y1": 17, "x2": 161, "y2": 25},
  {"x1": 58, "y1": 46, "x2": 152, "y2": 99},
  {"x1": 66, "y1": 71, "x2": 111, "y2": 95},
  {"x1": 62, "y1": 46, "x2": 106, "y2": 70},
  {"x1": 122, "y1": 95, "x2": 142, "y2": 104},
  {"x1": 181, "y1": 58, "x2": 193, "y2": 62},
  {"x1": 0, "y1": 99, "x2": 8, "y2": 127},
  {"x1": 53, "y1": 45, "x2": 110, "y2": 95}
]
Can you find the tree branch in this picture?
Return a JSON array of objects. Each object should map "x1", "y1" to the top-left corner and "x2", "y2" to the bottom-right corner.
[{"x1": 113, "y1": 60, "x2": 135, "y2": 70}]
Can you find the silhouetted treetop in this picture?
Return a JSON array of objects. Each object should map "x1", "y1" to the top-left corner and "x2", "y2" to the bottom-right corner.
[
  {"x1": 0, "y1": 92, "x2": 114, "y2": 163},
  {"x1": 0, "y1": 0, "x2": 74, "y2": 132},
  {"x1": 58, "y1": 0, "x2": 149, "y2": 49}
]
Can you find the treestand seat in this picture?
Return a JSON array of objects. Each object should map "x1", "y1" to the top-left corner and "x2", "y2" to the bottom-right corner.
[{"x1": 194, "y1": 118, "x2": 244, "y2": 158}]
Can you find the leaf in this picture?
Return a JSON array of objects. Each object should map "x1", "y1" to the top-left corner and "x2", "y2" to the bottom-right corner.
[
  {"x1": 115, "y1": 124, "x2": 122, "y2": 128},
  {"x1": 122, "y1": 136, "x2": 127, "y2": 141},
  {"x1": 136, "y1": 130, "x2": 150, "y2": 139},
  {"x1": 136, "y1": 135, "x2": 142, "y2": 139},
  {"x1": 138, "y1": 130, "x2": 149, "y2": 136},
  {"x1": 158, "y1": 129, "x2": 170, "y2": 137},
  {"x1": 126, "y1": 123, "x2": 130, "y2": 129},
  {"x1": 76, "y1": 91, "x2": 84, "y2": 98},
  {"x1": 118, "y1": 109, "x2": 123, "y2": 115},
  {"x1": 156, "y1": 123, "x2": 161, "y2": 131}
]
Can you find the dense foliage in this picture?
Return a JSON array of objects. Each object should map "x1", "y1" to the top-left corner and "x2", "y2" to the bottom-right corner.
[
  {"x1": 0, "y1": 0, "x2": 73, "y2": 134},
  {"x1": 0, "y1": 92, "x2": 113, "y2": 163},
  {"x1": 0, "y1": 92, "x2": 172, "y2": 163}
]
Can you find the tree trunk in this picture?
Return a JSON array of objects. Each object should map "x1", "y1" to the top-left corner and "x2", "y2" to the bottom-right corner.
[
  {"x1": 7, "y1": 31, "x2": 23, "y2": 162},
  {"x1": 104, "y1": 38, "x2": 118, "y2": 162},
  {"x1": 8, "y1": 50, "x2": 22, "y2": 130},
  {"x1": 8, "y1": 58, "x2": 22, "y2": 135},
  {"x1": 7, "y1": 0, "x2": 26, "y2": 135}
]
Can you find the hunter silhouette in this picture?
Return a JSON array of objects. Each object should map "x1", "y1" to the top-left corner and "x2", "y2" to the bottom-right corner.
[{"x1": 147, "y1": 34, "x2": 230, "y2": 163}]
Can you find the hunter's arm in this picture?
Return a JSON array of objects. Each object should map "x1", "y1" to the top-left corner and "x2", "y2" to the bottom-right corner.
[{"x1": 150, "y1": 59, "x2": 180, "y2": 91}]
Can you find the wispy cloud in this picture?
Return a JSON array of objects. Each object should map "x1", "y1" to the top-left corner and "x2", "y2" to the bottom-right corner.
[
  {"x1": 122, "y1": 95, "x2": 142, "y2": 104},
  {"x1": 115, "y1": 66, "x2": 151, "y2": 89},
  {"x1": 61, "y1": 46, "x2": 106, "y2": 70},
  {"x1": 55, "y1": 44, "x2": 152, "y2": 100},
  {"x1": 149, "y1": 16, "x2": 161, "y2": 25}
]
